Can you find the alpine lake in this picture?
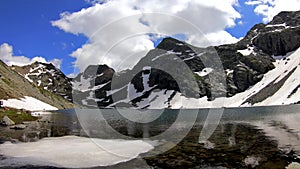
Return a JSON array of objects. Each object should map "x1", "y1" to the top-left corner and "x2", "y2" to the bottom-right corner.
[{"x1": 0, "y1": 105, "x2": 300, "y2": 169}]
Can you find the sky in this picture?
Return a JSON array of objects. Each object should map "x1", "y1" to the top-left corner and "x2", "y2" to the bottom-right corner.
[{"x1": 0, "y1": 0, "x2": 300, "y2": 77}]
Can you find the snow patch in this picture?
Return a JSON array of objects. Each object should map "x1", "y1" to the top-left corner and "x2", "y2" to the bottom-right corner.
[
  {"x1": 238, "y1": 47, "x2": 254, "y2": 56},
  {"x1": 0, "y1": 96, "x2": 58, "y2": 111},
  {"x1": 24, "y1": 74, "x2": 33, "y2": 83},
  {"x1": 226, "y1": 69, "x2": 234, "y2": 75},
  {"x1": 195, "y1": 68, "x2": 213, "y2": 77},
  {"x1": 37, "y1": 80, "x2": 41, "y2": 86},
  {"x1": 266, "y1": 23, "x2": 287, "y2": 28},
  {"x1": 136, "y1": 90, "x2": 174, "y2": 109}
]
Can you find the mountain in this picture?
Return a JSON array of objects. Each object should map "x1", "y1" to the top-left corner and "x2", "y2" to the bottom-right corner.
[
  {"x1": 72, "y1": 10, "x2": 300, "y2": 109},
  {"x1": 13, "y1": 62, "x2": 73, "y2": 101},
  {"x1": 0, "y1": 60, "x2": 73, "y2": 110}
]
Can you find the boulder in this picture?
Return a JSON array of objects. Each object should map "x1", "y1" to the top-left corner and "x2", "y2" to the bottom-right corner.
[{"x1": 1, "y1": 115, "x2": 15, "y2": 126}]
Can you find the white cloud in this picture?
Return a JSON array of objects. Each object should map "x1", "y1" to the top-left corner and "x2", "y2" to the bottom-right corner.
[
  {"x1": 246, "y1": 0, "x2": 300, "y2": 22},
  {"x1": 49, "y1": 58, "x2": 63, "y2": 69},
  {"x1": 0, "y1": 43, "x2": 62, "y2": 69},
  {"x1": 245, "y1": 0, "x2": 262, "y2": 6},
  {"x1": 52, "y1": 0, "x2": 241, "y2": 72}
]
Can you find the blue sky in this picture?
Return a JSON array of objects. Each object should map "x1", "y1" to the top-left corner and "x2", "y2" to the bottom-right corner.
[
  {"x1": 0, "y1": 0, "x2": 290, "y2": 75},
  {"x1": 226, "y1": 1, "x2": 263, "y2": 38},
  {"x1": 0, "y1": 0, "x2": 90, "y2": 74}
]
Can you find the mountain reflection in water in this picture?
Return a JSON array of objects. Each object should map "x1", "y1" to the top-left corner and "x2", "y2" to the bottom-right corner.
[{"x1": 0, "y1": 105, "x2": 299, "y2": 169}]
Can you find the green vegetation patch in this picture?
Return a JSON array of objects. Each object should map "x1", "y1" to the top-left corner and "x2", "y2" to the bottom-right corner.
[{"x1": 0, "y1": 109, "x2": 38, "y2": 124}]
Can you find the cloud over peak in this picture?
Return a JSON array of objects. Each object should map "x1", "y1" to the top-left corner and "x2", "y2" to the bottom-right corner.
[
  {"x1": 52, "y1": 0, "x2": 242, "y2": 73},
  {"x1": 246, "y1": 0, "x2": 300, "y2": 22},
  {"x1": 0, "y1": 43, "x2": 62, "y2": 69}
]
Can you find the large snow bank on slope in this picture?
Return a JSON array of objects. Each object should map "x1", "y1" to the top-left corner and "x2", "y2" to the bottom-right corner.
[
  {"x1": 170, "y1": 48, "x2": 300, "y2": 108},
  {"x1": 0, "y1": 96, "x2": 58, "y2": 111},
  {"x1": 0, "y1": 136, "x2": 154, "y2": 168}
]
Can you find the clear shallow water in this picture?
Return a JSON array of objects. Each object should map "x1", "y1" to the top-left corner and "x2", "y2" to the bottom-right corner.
[{"x1": 0, "y1": 105, "x2": 300, "y2": 168}]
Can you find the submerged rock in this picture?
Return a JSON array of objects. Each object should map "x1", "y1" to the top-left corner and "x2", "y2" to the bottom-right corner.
[{"x1": 244, "y1": 156, "x2": 260, "y2": 168}]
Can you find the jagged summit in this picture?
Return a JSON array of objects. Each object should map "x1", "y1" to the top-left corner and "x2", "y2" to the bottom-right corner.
[
  {"x1": 270, "y1": 10, "x2": 300, "y2": 26},
  {"x1": 71, "y1": 10, "x2": 300, "y2": 108},
  {"x1": 82, "y1": 64, "x2": 114, "y2": 79},
  {"x1": 235, "y1": 11, "x2": 300, "y2": 56},
  {"x1": 4, "y1": 10, "x2": 300, "y2": 109},
  {"x1": 156, "y1": 37, "x2": 188, "y2": 50},
  {"x1": 13, "y1": 61, "x2": 73, "y2": 101}
]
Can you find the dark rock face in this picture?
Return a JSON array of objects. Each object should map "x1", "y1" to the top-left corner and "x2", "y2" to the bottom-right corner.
[
  {"x1": 233, "y1": 65, "x2": 263, "y2": 92},
  {"x1": 73, "y1": 64, "x2": 115, "y2": 87},
  {"x1": 253, "y1": 28, "x2": 300, "y2": 56},
  {"x1": 238, "y1": 54, "x2": 275, "y2": 74},
  {"x1": 72, "y1": 65, "x2": 115, "y2": 107},
  {"x1": 234, "y1": 11, "x2": 300, "y2": 57},
  {"x1": 73, "y1": 10, "x2": 300, "y2": 108},
  {"x1": 270, "y1": 11, "x2": 300, "y2": 26},
  {"x1": 241, "y1": 11, "x2": 300, "y2": 56}
]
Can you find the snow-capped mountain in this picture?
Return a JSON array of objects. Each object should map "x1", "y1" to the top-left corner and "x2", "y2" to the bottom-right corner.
[
  {"x1": 73, "y1": 11, "x2": 300, "y2": 108},
  {"x1": 13, "y1": 62, "x2": 73, "y2": 101}
]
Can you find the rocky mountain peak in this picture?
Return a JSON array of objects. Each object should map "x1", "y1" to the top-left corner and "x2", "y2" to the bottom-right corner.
[
  {"x1": 82, "y1": 64, "x2": 114, "y2": 79},
  {"x1": 236, "y1": 11, "x2": 300, "y2": 56},
  {"x1": 72, "y1": 10, "x2": 300, "y2": 108},
  {"x1": 12, "y1": 61, "x2": 73, "y2": 101},
  {"x1": 157, "y1": 37, "x2": 186, "y2": 49},
  {"x1": 270, "y1": 10, "x2": 300, "y2": 26}
]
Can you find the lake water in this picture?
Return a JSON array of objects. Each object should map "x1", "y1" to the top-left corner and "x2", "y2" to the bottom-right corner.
[{"x1": 0, "y1": 105, "x2": 300, "y2": 168}]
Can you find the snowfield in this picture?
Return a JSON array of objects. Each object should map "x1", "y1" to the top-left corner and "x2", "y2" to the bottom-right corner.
[
  {"x1": 0, "y1": 136, "x2": 154, "y2": 168},
  {"x1": 0, "y1": 96, "x2": 58, "y2": 111},
  {"x1": 70, "y1": 47, "x2": 300, "y2": 109},
  {"x1": 142, "y1": 47, "x2": 300, "y2": 108}
]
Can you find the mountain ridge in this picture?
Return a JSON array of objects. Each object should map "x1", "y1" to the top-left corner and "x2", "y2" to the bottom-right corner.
[
  {"x1": 72, "y1": 10, "x2": 300, "y2": 108},
  {"x1": 13, "y1": 61, "x2": 73, "y2": 101},
  {"x1": 2, "y1": 10, "x2": 299, "y2": 109},
  {"x1": 0, "y1": 60, "x2": 74, "y2": 110}
]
